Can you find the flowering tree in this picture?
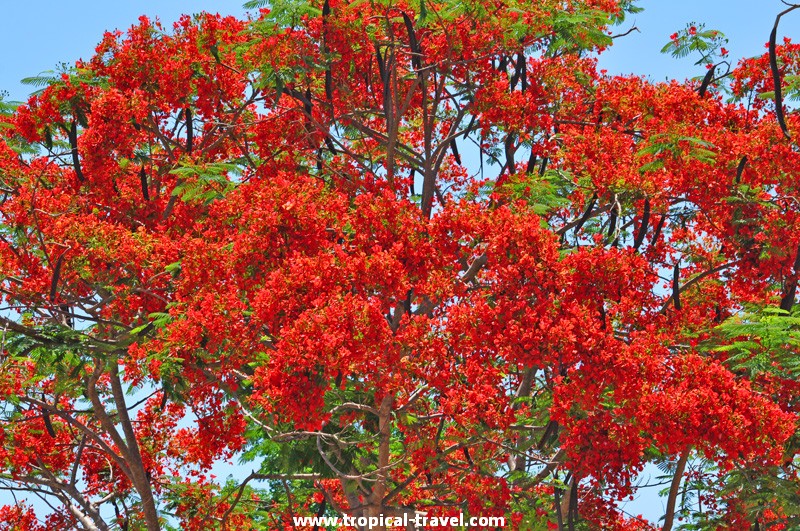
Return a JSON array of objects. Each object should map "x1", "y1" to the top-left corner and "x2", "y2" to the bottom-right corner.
[{"x1": 0, "y1": 0, "x2": 799, "y2": 529}]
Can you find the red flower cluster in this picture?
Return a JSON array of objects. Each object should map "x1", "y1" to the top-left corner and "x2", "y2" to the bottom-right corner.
[{"x1": 0, "y1": 0, "x2": 797, "y2": 529}]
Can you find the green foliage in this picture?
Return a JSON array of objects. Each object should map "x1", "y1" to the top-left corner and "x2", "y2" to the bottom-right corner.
[
  {"x1": 242, "y1": 384, "x2": 381, "y2": 478},
  {"x1": 688, "y1": 307, "x2": 800, "y2": 527},
  {"x1": 636, "y1": 134, "x2": 717, "y2": 173},
  {"x1": 0, "y1": 323, "x2": 103, "y2": 411},
  {"x1": 0, "y1": 94, "x2": 18, "y2": 130},
  {"x1": 708, "y1": 306, "x2": 800, "y2": 380},
  {"x1": 609, "y1": 0, "x2": 643, "y2": 26},
  {"x1": 545, "y1": 9, "x2": 614, "y2": 56},
  {"x1": 502, "y1": 169, "x2": 573, "y2": 215},
  {"x1": 20, "y1": 64, "x2": 107, "y2": 98},
  {"x1": 160, "y1": 475, "x2": 275, "y2": 528},
  {"x1": 710, "y1": 469, "x2": 800, "y2": 529},
  {"x1": 19, "y1": 71, "x2": 63, "y2": 94},
  {"x1": 0, "y1": 94, "x2": 36, "y2": 155},
  {"x1": 245, "y1": 0, "x2": 321, "y2": 28},
  {"x1": 757, "y1": 74, "x2": 800, "y2": 102},
  {"x1": 170, "y1": 161, "x2": 242, "y2": 203},
  {"x1": 660, "y1": 23, "x2": 728, "y2": 66}
]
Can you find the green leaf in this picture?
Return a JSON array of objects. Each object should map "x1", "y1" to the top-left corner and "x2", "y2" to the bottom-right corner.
[{"x1": 169, "y1": 161, "x2": 242, "y2": 204}]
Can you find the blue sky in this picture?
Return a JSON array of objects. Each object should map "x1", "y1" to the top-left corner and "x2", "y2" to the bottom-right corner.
[
  {"x1": 1, "y1": 0, "x2": 799, "y2": 102},
  {"x1": 598, "y1": 1, "x2": 800, "y2": 81},
  {"x1": 0, "y1": 0, "x2": 797, "y2": 526},
  {"x1": 0, "y1": 0, "x2": 245, "y2": 102}
]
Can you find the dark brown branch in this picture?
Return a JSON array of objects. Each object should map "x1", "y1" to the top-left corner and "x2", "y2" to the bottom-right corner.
[
  {"x1": 633, "y1": 197, "x2": 651, "y2": 250},
  {"x1": 663, "y1": 450, "x2": 689, "y2": 531},
  {"x1": 660, "y1": 262, "x2": 736, "y2": 313},
  {"x1": 185, "y1": 108, "x2": 193, "y2": 153},
  {"x1": 611, "y1": 25, "x2": 640, "y2": 39},
  {"x1": 461, "y1": 254, "x2": 487, "y2": 284},
  {"x1": 322, "y1": 0, "x2": 333, "y2": 106},
  {"x1": 42, "y1": 408, "x2": 56, "y2": 437},
  {"x1": 449, "y1": 139, "x2": 461, "y2": 165},
  {"x1": 672, "y1": 260, "x2": 682, "y2": 310},
  {"x1": 312, "y1": 499, "x2": 327, "y2": 531},
  {"x1": 568, "y1": 477, "x2": 578, "y2": 531},
  {"x1": 780, "y1": 243, "x2": 800, "y2": 312},
  {"x1": 606, "y1": 196, "x2": 619, "y2": 244},
  {"x1": 49, "y1": 252, "x2": 66, "y2": 302},
  {"x1": 735, "y1": 155, "x2": 748, "y2": 184},
  {"x1": 556, "y1": 196, "x2": 610, "y2": 237},
  {"x1": 382, "y1": 471, "x2": 422, "y2": 505},
  {"x1": 402, "y1": 12, "x2": 421, "y2": 70},
  {"x1": 554, "y1": 476, "x2": 565, "y2": 531},
  {"x1": 504, "y1": 134, "x2": 517, "y2": 175},
  {"x1": 220, "y1": 472, "x2": 321, "y2": 525},
  {"x1": 650, "y1": 213, "x2": 667, "y2": 247},
  {"x1": 67, "y1": 122, "x2": 85, "y2": 182},
  {"x1": 509, "y1": 51, "x2": 526, "y2": 92},
  {"x1": 107, "y1": 364, "x2": 160, "y2": 531},
  {"x1": 526, "y1": 152, "x2": 537, "y2": 174},
  {"x1": 573, "y1": 194, "x2": 598, "y2": 234},
  {"x1": 375, "y1": 42, "x2": 386, "y2": 84},
  {"x1": 22, "y1": 396, "x2": 132, "y2": 478},
  {"x1": 698, "y1": 64, "x2": 716, "y2": 98},
  {"x1": 139, "y1": 166, "x2": 150, "y2": 201},
  {"x1": 769, "y1": 5, "x2": 800, "y2": 139}
]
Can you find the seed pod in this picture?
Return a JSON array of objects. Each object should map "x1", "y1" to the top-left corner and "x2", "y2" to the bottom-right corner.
[{"x1": 140, "y1": 166, "x2": 150, "y2": 201}]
